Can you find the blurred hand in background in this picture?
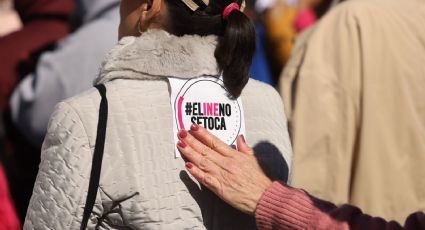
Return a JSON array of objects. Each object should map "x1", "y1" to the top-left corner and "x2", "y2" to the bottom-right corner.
[{"x1": 0, "y1": 0, "x2": 22, "y2": 37}]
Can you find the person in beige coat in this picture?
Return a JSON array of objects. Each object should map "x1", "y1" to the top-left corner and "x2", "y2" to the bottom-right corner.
[
  {"x1": 24, "y1": 0, "x2": 292, "y2": 229},
  {"x1": 280, "y1": 0, "x2": 425, "y2": 223}
]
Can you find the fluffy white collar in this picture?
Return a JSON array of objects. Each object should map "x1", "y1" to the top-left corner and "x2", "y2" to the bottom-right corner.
[{"x1": 94, "y1": 29, "x2": 220, "y2": 85}]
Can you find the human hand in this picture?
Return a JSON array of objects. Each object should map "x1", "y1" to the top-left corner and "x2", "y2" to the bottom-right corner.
[{"x1": 177, "y1": 124, "x2": 272, "y2": 215}]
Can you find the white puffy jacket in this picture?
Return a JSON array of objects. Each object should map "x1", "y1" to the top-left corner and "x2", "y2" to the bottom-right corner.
[{"x1": 24, "y1": 29, "x2": 292, "y2": 230}]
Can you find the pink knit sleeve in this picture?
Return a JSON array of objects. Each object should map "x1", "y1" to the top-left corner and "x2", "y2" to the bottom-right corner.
[{"x1": 255, "y1": 181, "x2": 425, "y2": 230}]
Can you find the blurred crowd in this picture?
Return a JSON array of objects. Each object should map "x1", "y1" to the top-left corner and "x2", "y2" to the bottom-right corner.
[
  {"x1": 0, "y1": 0, "x2": 424, "y2": 228},
  {"x1": 0, "y1": 0, "x2": 119, "y2": 227}
]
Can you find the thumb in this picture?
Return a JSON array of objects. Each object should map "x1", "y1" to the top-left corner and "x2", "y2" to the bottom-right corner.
[{"x1": 236, "y1": 135, "x2": 254, "y2": 155}]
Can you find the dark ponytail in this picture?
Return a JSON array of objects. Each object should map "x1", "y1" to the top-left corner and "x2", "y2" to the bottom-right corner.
[
  {"x1": 165, "y1": 0, "x2": 256, "y2": 98},
  {"x1": 215, "y1": 9, "x2": 256, "y2": 98}
]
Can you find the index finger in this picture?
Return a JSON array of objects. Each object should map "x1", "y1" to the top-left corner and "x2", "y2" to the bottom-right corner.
[
  {"x1": 179, "y1": 130, "x2": 225, "y2": 166},
  {"x1": 189, "y1": 124, "x2": 235, "y2": 157}
]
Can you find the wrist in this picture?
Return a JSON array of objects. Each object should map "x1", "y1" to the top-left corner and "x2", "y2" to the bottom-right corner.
[{"x1": 251, "y1": 177, "x2": 273, "y2": 214}]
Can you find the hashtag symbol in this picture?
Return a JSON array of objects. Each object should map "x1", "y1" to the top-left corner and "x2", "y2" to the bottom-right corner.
[{"x1": 185, "y1": 102, "x2": 192, "y2": 115}]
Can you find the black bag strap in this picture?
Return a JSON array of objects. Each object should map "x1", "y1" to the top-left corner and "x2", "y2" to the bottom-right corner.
[{"x1": 81, "y1": 84, "x2": 108, "y2": 230}]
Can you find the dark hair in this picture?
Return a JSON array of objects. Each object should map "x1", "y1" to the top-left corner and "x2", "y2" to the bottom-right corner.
[{"x1": 164, "y1": 0, "x2": 256, "y2": 98}]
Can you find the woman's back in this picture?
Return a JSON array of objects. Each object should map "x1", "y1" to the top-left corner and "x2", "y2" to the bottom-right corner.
[{"x1": 24, "y1": 30, "x2": 292, "y2": 229}]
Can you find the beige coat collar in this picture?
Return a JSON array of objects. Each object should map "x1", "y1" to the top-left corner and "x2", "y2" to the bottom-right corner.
[{"x1": 94, "y1": 29, "x2": 220, "y2": 85}]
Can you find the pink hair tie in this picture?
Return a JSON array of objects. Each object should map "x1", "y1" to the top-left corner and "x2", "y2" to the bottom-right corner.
[{"x1": 222, "y1": 3, "x2": 240, "y2": 20}]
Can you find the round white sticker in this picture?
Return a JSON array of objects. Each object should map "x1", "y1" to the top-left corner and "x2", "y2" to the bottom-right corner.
[{"x1": 173, "y1": 78, "x2": 243, "y2": 145}]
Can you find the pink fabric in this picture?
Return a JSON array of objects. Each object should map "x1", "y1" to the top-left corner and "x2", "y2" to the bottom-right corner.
[
  {"x1": 0, "y1": 163, "x2": 20, "y2": 230},
  {"x1": 294, "y1": 9, "x2": 317, "y2": 33},
  {"x1": 255, "y1": 181, "x2": 425, "y2": 230}
]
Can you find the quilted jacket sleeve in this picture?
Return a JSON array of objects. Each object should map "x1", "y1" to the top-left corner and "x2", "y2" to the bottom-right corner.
[{"x1": 24, "y1": 102, "x2": 102, "y2": 229}]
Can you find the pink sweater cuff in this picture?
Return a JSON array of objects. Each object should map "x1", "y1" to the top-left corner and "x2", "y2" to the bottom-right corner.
[{"x1": 255, "y1": 181, "x2": 316, "y2": 230}]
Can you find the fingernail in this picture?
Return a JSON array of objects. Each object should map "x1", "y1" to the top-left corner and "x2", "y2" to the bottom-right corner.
[
  {"x1": 177, "y1": 140, "x2": 186, "y2": 148},
  {"x1": 186, "y1": 162, "x2": 193, "y2": 169},
  {"x1": 178, "y1": 130, "x2": 188, "y2": 138},
  {"x1": 240, "y1": 135, "x2": 246, "y2": 143},
  {"x1": 191, "y1": 123, "x2": 199, "y2": 131}
]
